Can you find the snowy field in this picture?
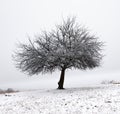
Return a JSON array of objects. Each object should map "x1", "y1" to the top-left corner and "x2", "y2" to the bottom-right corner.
[{"x1": 0, "y1": 84, "x2": 120, "y2": 114}]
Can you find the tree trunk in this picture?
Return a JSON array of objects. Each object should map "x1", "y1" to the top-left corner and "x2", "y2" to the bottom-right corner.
[{"x1": 58, "y1": 69, "x2": 65, "y2": 89}]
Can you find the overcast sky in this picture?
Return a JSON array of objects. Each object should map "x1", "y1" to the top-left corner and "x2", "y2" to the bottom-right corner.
[{"x1": 0, "y1": 0, "x2": 120, "y2": 89}]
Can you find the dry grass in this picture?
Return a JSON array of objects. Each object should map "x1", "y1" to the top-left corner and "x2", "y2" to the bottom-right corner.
[
  {"x1": 101, "y1": 80, "x2": 120, "y2": 84},
  {"x1": 0, "y1": 88, "x2": 19, "y2": 94}
]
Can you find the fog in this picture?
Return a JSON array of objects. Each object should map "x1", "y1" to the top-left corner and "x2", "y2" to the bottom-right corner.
[{"x1": 0, "y1": 0, "x2": 120, "y2": 90}]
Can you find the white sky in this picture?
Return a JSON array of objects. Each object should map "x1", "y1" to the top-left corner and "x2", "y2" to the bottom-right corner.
[{"x1": 0, "y1": 0, "x2": 120, "y2": 89}]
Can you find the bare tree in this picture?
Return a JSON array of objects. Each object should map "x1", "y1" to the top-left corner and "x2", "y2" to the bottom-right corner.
[{"x1": 13, "y1": 17, "x2": 103, "y2": 89}]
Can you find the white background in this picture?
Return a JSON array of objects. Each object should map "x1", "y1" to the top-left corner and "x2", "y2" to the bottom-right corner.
[{"x1": 0, "y1": 0, "x2": 120, "y2": 90}]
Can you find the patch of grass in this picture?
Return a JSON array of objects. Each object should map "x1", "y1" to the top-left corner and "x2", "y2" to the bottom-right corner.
[
  {"x1": 0, "y1": 88, "x2": 19, "y2": 94},
  {"x1": 101, "y1": 80, "x2": 120, "y2": 84}
]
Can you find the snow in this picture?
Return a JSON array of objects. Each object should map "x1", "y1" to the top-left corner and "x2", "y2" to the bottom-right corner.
[{"x1": 0, "y1": 84, "x2": 120, "y2": 114}]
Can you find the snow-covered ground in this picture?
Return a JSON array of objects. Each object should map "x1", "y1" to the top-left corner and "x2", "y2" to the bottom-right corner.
[{"x1": 0, "y1": 84, "x2": 120, "y2": 114}]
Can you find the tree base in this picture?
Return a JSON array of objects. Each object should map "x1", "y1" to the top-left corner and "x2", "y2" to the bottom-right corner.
[{"x1": 57, "y1": 87, "x2": 65, "y2": 90}]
